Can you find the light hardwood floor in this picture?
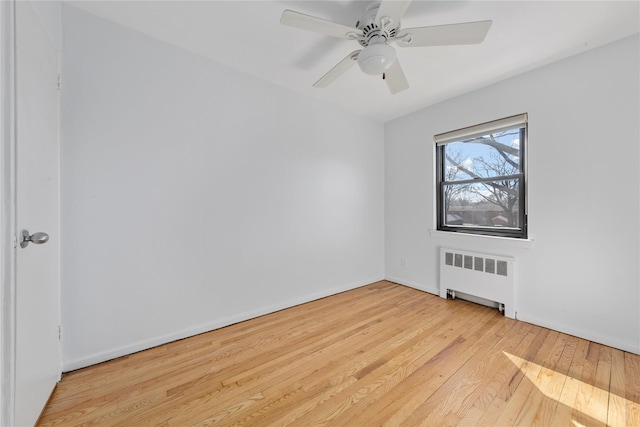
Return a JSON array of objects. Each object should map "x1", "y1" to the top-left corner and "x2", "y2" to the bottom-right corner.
[{"x1": 38, "y1": 281, "x2": 639, "y2": 426}]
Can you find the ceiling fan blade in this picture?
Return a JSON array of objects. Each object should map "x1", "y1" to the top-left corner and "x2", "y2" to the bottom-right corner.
[
  {"x1": 385, "y1": 59, "x2": 409, "y2": 94},
  {"x1": 281, "y1": 10, "x2": 362, "y2": 39},
  {"x1": 396, "y1": 20, "x2": 492, "y2": 47},
  {"x1": 313, "y1": 51, "x2": 360, "y2": 88},
  {"x1": 375, "y1": 1, "x2": 413, "y2": 27}
]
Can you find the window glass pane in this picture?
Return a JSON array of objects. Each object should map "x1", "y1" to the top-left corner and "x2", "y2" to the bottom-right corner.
[
  {"x1": 436, "y1": 116, "x2": 527, "y2": 238},
  {"x1": 444, "y1": 129, "x2": 521, "y2": 181},
  {"x1": 444, "y1": 179, "x2": 521, "y2": 228}
]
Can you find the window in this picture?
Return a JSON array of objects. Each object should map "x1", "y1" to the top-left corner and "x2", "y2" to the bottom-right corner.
[{"x1": 435, "y1": 114, "x2": 527, "y2": 238}]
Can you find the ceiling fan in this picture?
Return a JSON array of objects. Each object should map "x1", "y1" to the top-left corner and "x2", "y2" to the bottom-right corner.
[{"x1": 280, "y1": 1, "x2": 492, "y2": 94}]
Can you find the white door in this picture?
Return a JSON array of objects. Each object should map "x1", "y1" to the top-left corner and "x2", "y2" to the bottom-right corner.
[{"x1": 14, "y1": 1, "x2": 61, "y2": 426}]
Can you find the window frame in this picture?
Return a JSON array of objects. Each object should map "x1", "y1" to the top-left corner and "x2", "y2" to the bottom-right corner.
[{"x1": 435, "y1": 115, "x2": 528, "y2": 239}]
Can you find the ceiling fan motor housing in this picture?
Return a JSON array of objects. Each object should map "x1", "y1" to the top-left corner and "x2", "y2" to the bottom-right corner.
[{"x1": 356, "y1": 3, "x2": 399, "y2": 47}]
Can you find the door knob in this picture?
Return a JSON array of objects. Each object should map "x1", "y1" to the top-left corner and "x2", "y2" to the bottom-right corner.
[{"x1": 20, "y1": 230, "x2": 49, "y2": 248}]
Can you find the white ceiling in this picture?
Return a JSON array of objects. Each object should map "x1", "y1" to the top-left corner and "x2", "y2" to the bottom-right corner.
[{"x1": 67, "y1": 0, "x2": 639, "y2": 123}]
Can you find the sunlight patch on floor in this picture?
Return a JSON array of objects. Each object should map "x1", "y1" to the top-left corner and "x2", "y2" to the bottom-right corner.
[{"x1": 503, "y1": 351, "x2": 616, "y2": 425}]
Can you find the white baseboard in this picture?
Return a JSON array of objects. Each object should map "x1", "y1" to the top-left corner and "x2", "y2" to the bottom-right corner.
[
  {"x1": 64, "y1": 275, "x2": 639, "y2": 372},
  {"x1": 384, "y1": 276, "x2": 438, "y2": 296},
  {"x1": 386, "y1": 277, "x2": 640, "y2": 355},
  {"x1": 516, "y1": 313, "x2": 640, "y2": 356},
  {"x1": 62, "y1": 276, "x2": 385, "y2": 372}
]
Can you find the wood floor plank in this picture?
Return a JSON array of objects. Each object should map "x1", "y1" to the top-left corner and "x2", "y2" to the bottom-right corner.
[
  {"x1": 497, "y1": 330, "x2": 563, "y2": 426},
  {"x1": 374, "y1": 318, "x2": 511, "y2": 426},
  {"x1": 259, "y1": 300, "x2": 482, "y2": 425},
  {"x1": 529, "y1": 334, "x2": 579, "y2": 426},
  {"x1": 37, "y1": 281, "x2": 640, "y2": 427},
  {"x1": 385, "y1": 318, "x2": 526, "y2": 426},
  {"x1": 481, "y1": 327, "x2": 550, "y2": 426},
  {"x1": 625, "y1": 351, "x2": 640, "y2": 426},
  {"x1": 226, "y1": 298, "x2": 464, "y2": 422},
  {"x1": 290, "y1": 304, "x2": 500, "y2": 426},
  {"x1": 466, "y1": 330, "x2": 573, "y2": 427},
  {"x1": 415, "y1": 325, "x2": 550, "y2": 426},
  {"x1": 608, "y1": 348, "x2": 627, "y2": 427},
  {"x1": 158, "y1": 295, "x2": 433, "y2": 426},
  {"x1": 212, "y1": 292, "x2": 469, "y2": 426},
  {"x1": 459, "y1": 328, "x2": 559, "y2": 421},
  {"x1": 568, "y1": 342, "x2": 608, "y2": 427},
  {"x1": 550, "y1": 337, "x2": 592, "y2": 425}
]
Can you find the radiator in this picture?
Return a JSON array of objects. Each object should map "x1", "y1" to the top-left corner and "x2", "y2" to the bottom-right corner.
[{"x1": 439, "y1": 247, "x2": 517, "y2": 319}]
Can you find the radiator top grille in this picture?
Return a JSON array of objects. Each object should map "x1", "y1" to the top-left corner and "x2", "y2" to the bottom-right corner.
[{"x1": 444, "y1": 251, "x2": 508, "y2": 276}]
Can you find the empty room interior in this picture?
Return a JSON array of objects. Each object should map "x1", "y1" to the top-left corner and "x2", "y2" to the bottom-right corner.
[{"x1": 1, "y1": 0, "x2": 639, "y2": 426}]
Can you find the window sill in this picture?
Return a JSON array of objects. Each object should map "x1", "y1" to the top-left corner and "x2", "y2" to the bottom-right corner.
[{"x1": 429, "y1": 229, "x2": 535, "y2": 249}]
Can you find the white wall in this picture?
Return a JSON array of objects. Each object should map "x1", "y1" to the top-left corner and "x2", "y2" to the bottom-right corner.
[
  {"x1": 60, "y1": 5, "x2": 384, "y2": 371},
  {"x1": 31, "y1": 1, "x2": 61, "y2": 53},
  {"x1": 385, "y1": 35, "x2": 640, "y2": 354}
]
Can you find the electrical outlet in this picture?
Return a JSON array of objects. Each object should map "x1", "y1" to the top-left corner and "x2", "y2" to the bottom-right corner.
[{"x1": 401, "y1": 258, "x2": 407, "y2": 268}]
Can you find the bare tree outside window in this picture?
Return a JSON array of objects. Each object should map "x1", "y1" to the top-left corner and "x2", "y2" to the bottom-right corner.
[{"x1": 443, "y1": 149, "x2": 472, "y2": 219}]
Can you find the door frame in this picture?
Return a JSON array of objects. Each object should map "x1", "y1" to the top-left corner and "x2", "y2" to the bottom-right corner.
[
  {"x1": 1, "y1": 0, "x2": 18, "y2": 425},
  {"x1": 0, "y1": 0, "x2": 16, "y2": 425}
]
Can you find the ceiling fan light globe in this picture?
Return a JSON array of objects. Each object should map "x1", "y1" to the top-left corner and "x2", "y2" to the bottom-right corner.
[{"x1": 357, "y1": 43, "x2": 397, "y2": 75}]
